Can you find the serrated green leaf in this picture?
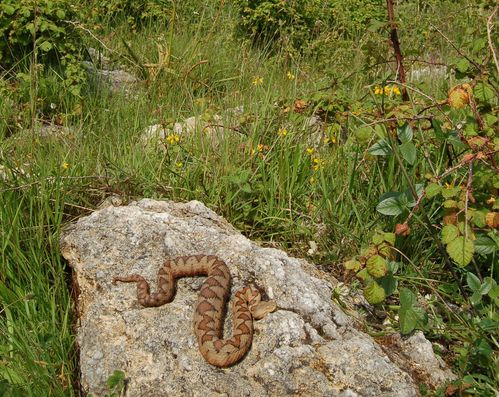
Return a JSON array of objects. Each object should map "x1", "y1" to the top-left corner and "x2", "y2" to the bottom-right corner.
[
  {"x1": 472, "y1": 210, "x2": 487, "y2": 228},
  {"x1": 474, "y1": 82, "x2": 495, "y2": 103},
  {"x1": 425, "y1": 183, "x2": 441, "y2": 199},
  {"x1": 446, "y1": 236, "x2": 474, "y2": 267},
  {"x1": 397, "y1": 123, "x2": 413, "y2": 143},
  {"x1": 26, "y1": 22, "x2": 35, "y2": 35},
  {"x1": 38, "y1": 40, "x2": 53, "y2": 52},
  {"x1": 399, "y1": 142, "x2": 417, "y2": 165},
  {"x1": 383, "y1": 232, "x2": 396, "y2": 245},
  {"x1": 474, "y1": 235, "x2": 497, "y2": 255},
  {"x1": 443, "y1": 199, "x2": 458, "y2": 208},
  {"x1": 478, "y1": 277, "x2": 496, "y2": 296},
  {"x1": 372, "y1": 231, "x2": 384, "y2": 245},
  {"x1": 376, "y1": 196, "x2": 405, "y2": 216},
  {"x1": 367, "y1": 255, "x2": 388, "y2": 278},
  {"x1": 356, "y1": 268, "x2": 372, "y2": 282},
  {"x1": 488, "y1": 285, "x2": 499, "y2": 306},
  {"x1": 363, "y1": 281, "x2": 386, "y2": 304},
  {"x1": 466, "y1": 272, "x2": 481, "y2": 292},
  {"x1": 344, "y1": 259, "x2": 361, "y2": 271},
  {"x1": 377, "y1": 242, "x2": 392, "y2": 257},
  {"x1": 441, "y1": 186, "x2": 461, "y2": 199},
  {"x1": 475, "y1": 338, "x2": 492, "y2": 357},
  {"x1": 442, "y1": 224, "x2": 460, "y2": 244},
  {"x1": 478, "y1": 318, "x2": 499, "y2": 332},
  {"x1": 368, "y1": 139, "x2": 392, "y2": 156},
  {"x1": 472, "y1": 38, "x2": 486, "y2": 53},
  {"x1": 455, "y1": 58, "x2": 470, "y2": 73}
]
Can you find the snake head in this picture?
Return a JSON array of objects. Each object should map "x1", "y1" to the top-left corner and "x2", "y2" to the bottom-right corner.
[
  {"x1": 251, "y1": 300, "x2": 277, "y2": 320},
  {"x1": 245, "y1": 284, "x2": 277, "y2": 320}
]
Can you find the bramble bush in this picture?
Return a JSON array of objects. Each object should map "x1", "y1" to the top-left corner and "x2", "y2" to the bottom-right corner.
[
  {"x1": 83, "y1": 0, "x2": 173, "y2": 28},
  {"x1": 0, "y1": 0, "x2": 86, "y2": 98},
  {"x1": 234, "y1": 0, "x2": 384, "y2": 52},
  {"x1": 336, "y1": 5, "x2": 498, "y2": 392}
]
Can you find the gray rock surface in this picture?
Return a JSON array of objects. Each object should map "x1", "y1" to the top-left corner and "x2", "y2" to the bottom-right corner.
[
  {"x1": 393, "y1": 332, "x2": 456, "y2": 389},
  {"x1": 60, "y1": 199, "x2": 453, "y2": 396}
]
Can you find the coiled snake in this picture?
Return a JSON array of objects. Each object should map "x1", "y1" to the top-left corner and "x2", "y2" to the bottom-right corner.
[{"x1": 113, "y1": 255, "x2": 276, "y2": 367}]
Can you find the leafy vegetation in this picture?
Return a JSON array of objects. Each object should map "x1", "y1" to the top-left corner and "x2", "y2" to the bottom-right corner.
[{"x1": 0, "y1": 0, "x2": 497, "y2": 395}]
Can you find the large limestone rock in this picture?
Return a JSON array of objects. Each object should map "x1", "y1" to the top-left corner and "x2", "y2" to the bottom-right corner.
[{"x1": 60, "y1": 199, "x2": 452, "y2": 396}]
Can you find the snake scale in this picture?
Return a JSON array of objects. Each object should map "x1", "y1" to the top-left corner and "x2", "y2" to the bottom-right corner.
[{"x1": 112, "y1": 255, "x2": 276, "y2": 367}]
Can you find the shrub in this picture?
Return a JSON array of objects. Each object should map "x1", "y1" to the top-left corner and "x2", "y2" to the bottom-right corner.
[
  {"x1": 0, "y1": 0, "x2": 86, "y2": 96},
  {"x1": 84, "y1": 0, "x2": 173, "y2": 28},
  {"x1": 235, "y1": 0, "x2": 385, "y2": 51},
  {"x1": 0, "y1": 1, "x2": 82, "y2": 68}
]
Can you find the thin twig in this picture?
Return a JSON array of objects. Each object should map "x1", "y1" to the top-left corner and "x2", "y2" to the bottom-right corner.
[
  {"x1": 360, "y1": 115, "x2": 433, "y2": 128},
  {"x1": 403, "y1": 190, "x2": 426, "y2": 225},
  {"x1": 429, "y1": 23, "x2": 482, "y2": 71},
  {"x1": 183, "y1": 60, "x2": 209, "y2": 81},
  {"x1": 486, "y1": 7, "x2": 499, "y2": 75}
]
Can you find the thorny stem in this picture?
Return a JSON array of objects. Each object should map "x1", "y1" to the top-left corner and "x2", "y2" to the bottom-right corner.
[
  {"x1": 362, "y1": 115, "x2": 433, "y2": 128},
  {"x1": 402, "y1": 189, "x2": 425, "y2": 225},
  {"x1": 386, "y1": 0, "x2": 410, "y2": 101}
]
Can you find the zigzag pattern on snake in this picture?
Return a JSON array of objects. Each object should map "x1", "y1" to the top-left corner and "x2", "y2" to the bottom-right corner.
[{"x1": 112, "y1": 255, "x2": 276, "y2": 367}]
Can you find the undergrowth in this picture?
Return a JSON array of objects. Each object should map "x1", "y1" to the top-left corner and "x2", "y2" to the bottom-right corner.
[{"x1": 0, "y1": 0, "x2": 497, "y2": 395}]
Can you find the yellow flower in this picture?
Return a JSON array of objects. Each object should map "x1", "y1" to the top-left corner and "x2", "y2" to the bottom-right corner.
[
  {"x1": 277, "y1": 128, "x2": 288, "y2": 137},
  {"x1": 444, "y1": 182, "x2": 453, "y2": 189},
  {"x1": 62, "y1": 162, "x2": 70, "y2": 170},
  {"x1": 306, "y1": 147, "x2": 314, "y2": 155},
  {"x1": 166, "y1": 134, "x2": 181, "y2": 145},
  {"x1": 312, "y1": 157, "x2": 325, "y2": 171},
  {"x1": 286, "y1": 71, "x2": 295, "y2": 80},
  {"x1": 175, "y1": 162, "x2": 183, "y2": 168},
  {"x1": 252, "y1": 76, "x2": 263, "y2": 86},
  {"x1": 374, "y1": 84, "x2": 401, "y2": 97}
]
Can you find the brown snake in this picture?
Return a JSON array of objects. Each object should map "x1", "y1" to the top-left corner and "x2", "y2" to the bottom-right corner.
[{"x1": 112, "y1": 255, "x2": 276, "y2": 367}]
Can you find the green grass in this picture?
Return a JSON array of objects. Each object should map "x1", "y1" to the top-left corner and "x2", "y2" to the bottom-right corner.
[{"x1": 1, "y1": 0, "x2": 497, "y2": 395}]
